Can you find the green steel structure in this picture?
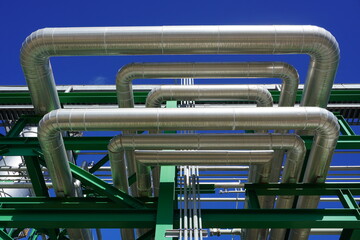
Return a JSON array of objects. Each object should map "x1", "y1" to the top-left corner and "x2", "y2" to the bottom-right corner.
[{"x1": 0, "y1": 85, "x2": 359, "y2": 240}]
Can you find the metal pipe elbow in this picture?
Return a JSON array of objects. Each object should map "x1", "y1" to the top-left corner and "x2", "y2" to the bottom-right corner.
[
  {"x1": 272, "y1": 62, "x2": 299, "y2": 107},
  {"x1": 38, "y1": 110, "x2": 59, "y2": 141},
  {"x1": 304, "y1": 26, "x2": 340, "y2": 63},
  {"x1": 107, "y1": 135, "x2": 123, "y2": 153},
  {"x1": 20, "y1": 28, "x2": 51, "y2": 65},
  {"x1": 145, "y1": 85, "x2": 167, "y2": 108},
  {"x1": 249, "y1": 85, "x2": 273, "y2": 107},
  {"x1": 316, "y1": 108, "x2": 340, "y2": 141},
  {"x1": 116, "y1": 63, "x2": 144, "y2": 108},
  {"x1": 116, "y1": 62, "x2": 143, "y2": 87}
]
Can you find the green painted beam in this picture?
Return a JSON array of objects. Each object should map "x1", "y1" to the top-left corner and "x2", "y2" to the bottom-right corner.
[
  {"x1": 0, "y1": 134, "x2": 360, "y2": 156},
  {"x1": 0, "y1": 229, "x2": 13, "y2": 240},
  {"x1": 154, "y1": 166, "x2": 176, "y2": 240},
  {"x1": 5, "y1": 118, "x2": 27, "y2": 138},
  {"x1": 199, "y1": 209, "x2": 360, "y2": 228},
  {"x1": 69, "y1": 162, "x2": 147, "y2": 209},
  {"x1": 338, "y1": 189, "x2": 359, "y2": 209},
  {"x1": 334, "y1": 113, "x2": 357, "y2": 136},
  {"x1": 23, "y1": 156, "x2": 49, "y2": 197},
  {"x1": 154, "y1": 101, "x2": 177, "y2": 239},
  {"x1": 1, "y1": 204, "x2": 360, "y2": 229},
  {"x1": 88, "y1": 154, "x2": 109, "y2": 173},
  {"x1": 137, "y1": 229, "x2": 155, "y2": 240},
  {"x1": 340, "y1": 229, "x2": 360, "y2": 240},
  {"x1": 246, "y1": 190, "x2": 260, "y2": 209},
  {"x1": 1, "y1": 90, "x2": 360, "y2": 105}
]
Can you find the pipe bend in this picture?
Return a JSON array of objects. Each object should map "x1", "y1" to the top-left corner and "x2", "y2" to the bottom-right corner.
[
  {"x1": 290, "y1": 135, "x2": 306, "y2": 157},
  {"x1": 108, "y1": 134, "x2": 124, "y2": 153},
  {"x1": 304, "y1": 26, "x2": 340, "y2": 61},
  {"x1": 316, "y1": 108, "x2": 340, "y2": 139},
  {"x1": 250, "y1": 85, "x2": 273, "y2": 107},
  {"x1": 116, "y1": 62, "x2": 143, "y2": 86},
  {"x1": 145, "y1": 86, "x2": 166, "y2": 108},
  {"x1": 274, "y1": 62, "x2": 299, "y2": 85},
  {"x1": 20, "y1": 28, "x2": 51, "y2": 64},
  {"x1": 38, "y1": 110, "x2": 59, "y2": 140}
]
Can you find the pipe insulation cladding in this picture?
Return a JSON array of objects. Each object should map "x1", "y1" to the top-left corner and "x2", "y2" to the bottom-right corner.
[
  {"x1": 21, "y1": 25, "x2": 339, "y2": 115},
  {"x1": 107, "y1": 134, "x2": 305, "y2": 197},
  {"x1": 37, "y1": 107, "x2": 339, "y2": 198}
]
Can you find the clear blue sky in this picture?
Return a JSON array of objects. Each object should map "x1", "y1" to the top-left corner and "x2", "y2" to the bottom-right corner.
[{"x1": 0, "y1": 0, "x2": 359, "y2": 239}]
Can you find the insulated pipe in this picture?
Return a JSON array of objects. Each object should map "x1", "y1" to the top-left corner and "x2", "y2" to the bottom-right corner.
[
  {"x1": 22, "y1": 25, "x2": 338, "y2": 115},
  {"x1": 118, "y1": 62, "x2": 297, "y2": 109},
  {"x1": 145, "y1": 84, "x2": 273, "y2": 196},
  {"x1": 37, "y1": 107, "x2": 338, "y2": 240},
  {"x1": 135, "y1": 150, "x2": 273, "y2": 194},
  {"x1": 21, "y1": 27, "x2": 338, "y2": 240},
  {"x1": 107, "y1": 134, "x2": 304, "y2": 197},
  {"x1": 135, "y1": 150, "x2": 274, "y2": 165},
  {"x1": 37, "y1": 107, "x2": 338, "y2": 197},
  {"x1": 145, "y1": 85, "x2": 274, "y2": 108},
  {"x1": 118, "y1": 61, "x2": 297, "y2": 197}
]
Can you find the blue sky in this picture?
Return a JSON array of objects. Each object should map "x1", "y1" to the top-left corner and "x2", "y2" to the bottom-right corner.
[{"x1": 1, "y1": 0, "x2": 359, "y2": 239}]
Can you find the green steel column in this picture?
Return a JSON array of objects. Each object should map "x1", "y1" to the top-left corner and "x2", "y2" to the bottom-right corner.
[
  {"x1": 340, "y1": 229, "x2": 360, "y2": 240},
  {"x1": 23, "y1": 156, "x2": 48, "y2": 197},
  {"x1": 154, "y1": 166, "x2": 176, "y2": 240},
  {"x1": 155, "y1": 101, "x2": 177, "y2": 239}
]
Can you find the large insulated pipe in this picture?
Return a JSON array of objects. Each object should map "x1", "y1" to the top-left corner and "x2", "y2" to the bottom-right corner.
[
  {"x1": 146, "y1": 84, "x2": 273, "y2": 195},
  {"x1": 117, "y1": 62, "x2": 297, "y2": 196},
  {"x1": 37, "y1": 107, "x2": 338, "y2": 197},
  {"x1": 118, "y1": 62, "x2": 298, "y2": 108},
  {"x1": 146, "y1": 85, "x2": 274, "y2": 108},
  {"x1": 107, "y1": 134, "x2": 305, "y2": 196},
  {"x1": 134, "y1": 150, "x2": 274, "y2": 165},
  {"x1": 37, "y1": 107, "x2": 338, "y2": 240},
  {"x1": 135, "y1": 150, "x2": 272, "y2": 199},
  {"x1": 22, "y1": 25, "x2": 338, "y2": 115}
]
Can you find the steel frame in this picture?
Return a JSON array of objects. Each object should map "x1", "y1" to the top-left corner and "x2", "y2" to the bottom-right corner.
[{"x1": 0, "y1": 88, "x2": 359, "y2": 239}]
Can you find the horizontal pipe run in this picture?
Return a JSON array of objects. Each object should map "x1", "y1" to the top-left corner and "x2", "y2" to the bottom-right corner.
[
  {"x1": 209, "y1": 228, "x2": 342, "y2": 236},
  {"x1": 37, "y1": 107, "x2": 338, "y2": 198},
  {"x1": 119, "y1": 62, "x2": 295, "y2": 199},
  {"x1": 118, "y1": 62, "x2": 298, "y2": 109},
  {"x1": 145, "y1": 83, "x2": 274, "y2": 197},
  {"x1": 135, "y1": 150, "x2": 274, "y2": 166},
  {"x1": 177, "y1": 197, "x2": 360, "y2": 202},
  {"x1": 22, "y1": 25, "x2": 338, "y2": 114},
  {"x1": 108, "y1": 133, "x2": 305, "y2": 197}
]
